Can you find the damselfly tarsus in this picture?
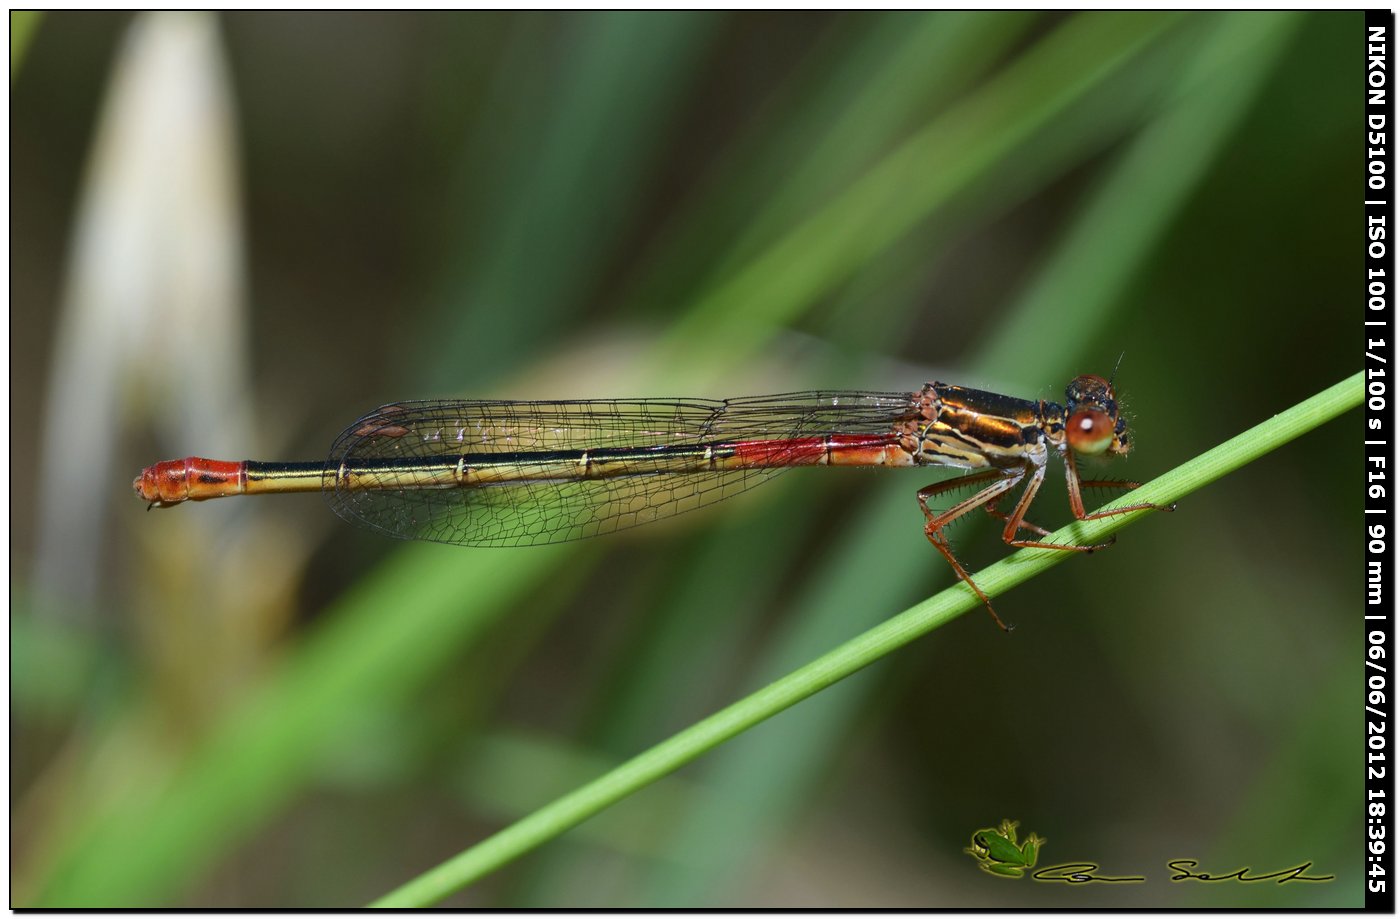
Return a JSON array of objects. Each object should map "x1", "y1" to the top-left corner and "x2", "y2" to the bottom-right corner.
[{"x1": 134, "y1": 375, "x2": 1173, "y2": 629}]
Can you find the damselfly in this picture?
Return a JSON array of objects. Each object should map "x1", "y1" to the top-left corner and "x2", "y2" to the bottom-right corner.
[{"x1": 134, "y1": 375, "x2": 1173, "y2": 629}]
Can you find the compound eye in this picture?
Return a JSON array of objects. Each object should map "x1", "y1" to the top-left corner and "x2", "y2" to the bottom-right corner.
[{"x1": 1066, "y1": 409, "x2": 1114, "y2": 454}]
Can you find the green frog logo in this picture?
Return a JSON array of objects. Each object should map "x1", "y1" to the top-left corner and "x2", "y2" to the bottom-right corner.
[{"x1": 965, "y1": 819, "x2": 1044, "y2": 878}]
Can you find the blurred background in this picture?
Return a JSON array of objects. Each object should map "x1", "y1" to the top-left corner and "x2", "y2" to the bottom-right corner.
[{"x1": 11, "y1": 11, "x2": 1362, "y2": 907}]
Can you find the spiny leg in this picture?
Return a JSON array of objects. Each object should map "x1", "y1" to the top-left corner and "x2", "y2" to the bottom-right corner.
[
  {"x1": 915, "y1": 459, "x2": 1145, "y2": 629},
  {"x1": 918, "y1": 472, "x2": 1023, "y2": 631},
  {"x1": 997, "y1": 461, "x2": 1116, "y2": 552},
  {"x1": 915, "y1": 469, "x2": 1005, "y2": 504},
  {"x1": 920, "y1": 469, "x2": 1046, "y2": 537},
  {"x1": 983, "y1": 491, "x2": 1054, "y2": 540},
  {"x1": 1064, "y1": 451, "x2": 1176, "y2": 521}
]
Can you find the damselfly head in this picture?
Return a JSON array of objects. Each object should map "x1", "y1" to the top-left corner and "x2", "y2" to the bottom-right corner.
[{"x1": 1063, "y1": 374, "x2": 1129, "y2": 456}]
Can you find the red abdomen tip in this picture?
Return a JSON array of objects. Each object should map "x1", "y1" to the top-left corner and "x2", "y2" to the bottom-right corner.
[{"x1": 133, "y1": 457, "x2": 245, "y2": 505}]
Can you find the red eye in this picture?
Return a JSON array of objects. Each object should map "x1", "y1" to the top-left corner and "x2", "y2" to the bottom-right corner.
[{"x1": 1066, "y1": 410, "x2": 1114, "y2": 454}]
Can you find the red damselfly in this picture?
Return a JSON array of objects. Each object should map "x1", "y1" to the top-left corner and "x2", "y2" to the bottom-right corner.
[{"x1": 134, "y1": 375, "x2": 1173, "y2": 629}]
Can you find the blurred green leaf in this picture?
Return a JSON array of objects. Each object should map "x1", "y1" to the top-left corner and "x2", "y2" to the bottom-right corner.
[
  {"x1": 626, "y1": 12, "x2": 1040, "y2": 308},
  {"x1": 973, "y1": 12, "x2": 1304, "y2": 382},
  {"x1": 28, "y1": 545, "x2": 571, "y2": 906},
  {"x1": 424, "y1": 12, "x2": 722, "y2": 392},
  {"x1": 657, "y1": 11, "x2": 1184, "y2": 379},
  {"x1": 11, "y1": 10, "x2": 41, "y2": 78}
]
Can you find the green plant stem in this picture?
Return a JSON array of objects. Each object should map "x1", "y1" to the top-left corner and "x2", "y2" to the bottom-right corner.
[{"x1": 370, "y1": 370, "x2": 1361, "y2": 908}]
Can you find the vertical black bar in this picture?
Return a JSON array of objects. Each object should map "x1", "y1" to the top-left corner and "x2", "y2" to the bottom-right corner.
[{"x1": 1365, "y1": 8, "x2": 1395, "y2": 913}]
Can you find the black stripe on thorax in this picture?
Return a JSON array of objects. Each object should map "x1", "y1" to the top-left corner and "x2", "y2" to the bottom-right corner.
[{"x1": 932, "y1": 384, "x2": 1042, "y2": 423}]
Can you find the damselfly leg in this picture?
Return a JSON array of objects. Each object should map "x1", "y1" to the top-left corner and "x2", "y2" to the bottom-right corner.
[{"x1": 917, "y1": 449, "x2": 1174, "y2": 630}]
